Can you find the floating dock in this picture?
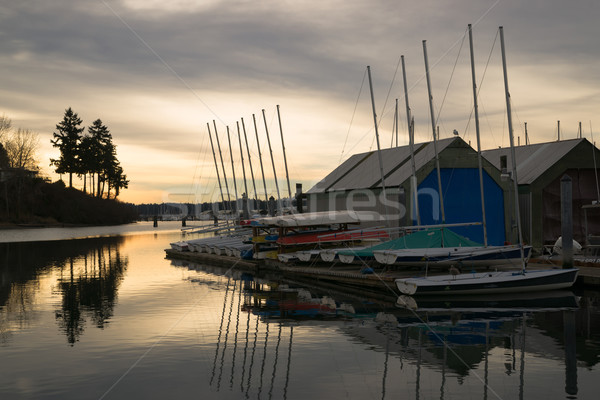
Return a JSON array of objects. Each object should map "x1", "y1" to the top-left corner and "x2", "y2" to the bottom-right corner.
[{"x1": 165, "y1": 248, "x2": 600, "y2": 293}]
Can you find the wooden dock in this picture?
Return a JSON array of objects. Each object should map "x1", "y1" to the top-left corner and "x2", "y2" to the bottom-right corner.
[{"x1": 165, "y1": 249, "x2": 600, "y2": 294}]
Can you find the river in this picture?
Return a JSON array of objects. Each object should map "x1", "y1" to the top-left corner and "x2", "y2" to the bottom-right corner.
[{"x1": 0, "y1": 221, "x2": 599, "y2": 399}]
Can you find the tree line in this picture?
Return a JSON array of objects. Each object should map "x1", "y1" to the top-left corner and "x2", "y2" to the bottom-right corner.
[
  {"x1": 1, "y1": 109, "x2": 136, "y2": 226},
  {"x1": 51, "y1": 107, "x2": 128, "y2": 199}
]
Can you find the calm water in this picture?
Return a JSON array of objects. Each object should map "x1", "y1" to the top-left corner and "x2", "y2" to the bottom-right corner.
[{"x1": 1, "y1": 221, "x2": 599, "y2": 400}]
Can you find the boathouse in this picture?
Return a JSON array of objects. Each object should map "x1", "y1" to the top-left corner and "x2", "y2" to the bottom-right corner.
[
  {"x1": 482, "y1": 138, "x2": 600, "y2": 250},
  {"x1": 306, "y1": 137, "x2": 509, "y2": 245}
]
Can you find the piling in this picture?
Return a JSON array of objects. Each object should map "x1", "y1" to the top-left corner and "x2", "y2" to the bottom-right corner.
[
  {"x1": 268, "y1": 196, "x2": 276, "y2": 217},
  {"x1": 242, "y1": 193, "x2": 250, "y2": 220},
  {"x1": 153, "y1": 215, "x2": 158, "y2": 227},
  {"x1": 295, "y1": 183, "x2": 303, "y2": 213},
  {"x1": 561, "y1": 174, "x2": 573, "y2": 268}
]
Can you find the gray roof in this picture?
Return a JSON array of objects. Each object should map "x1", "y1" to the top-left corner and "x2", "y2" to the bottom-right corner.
[
  {"x1": 481, "y1": 139, "x2": 586, "y2": 185},
  {"x1": 307, "y1": 137, "x2": 460, "y2": 194}
]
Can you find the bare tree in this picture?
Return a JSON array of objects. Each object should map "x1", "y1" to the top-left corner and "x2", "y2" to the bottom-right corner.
[
  {"x1": 5, "y1": 128, "x2": 40, "y2": 170},
  {"x1": 0, "y1": 114, "x2": 11, "y2": 143}
]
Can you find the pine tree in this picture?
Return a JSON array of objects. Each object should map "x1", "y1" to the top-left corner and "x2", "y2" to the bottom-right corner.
[
  {"x1": 84, "y1": 119, "x2": 112, "y2": 196},
  {"x1": 51, "y1": 108, "x2": 84, "y2": 187}
]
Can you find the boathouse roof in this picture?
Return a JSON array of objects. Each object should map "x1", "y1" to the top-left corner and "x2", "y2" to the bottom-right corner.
[
  {"x1": 307, "y1": 137, "x2": 466, "y2": 194},
  {"x1": 481, "y1": 138, "x2": 594, "y2": 185}
]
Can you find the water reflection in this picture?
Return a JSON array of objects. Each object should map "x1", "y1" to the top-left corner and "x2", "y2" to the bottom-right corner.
[
  {"x1": 173, "y1": 259, "x2": 600, "y2": 400},
  {"x1": 0, "y1": 237, "x2": 128, "y2": 345}
]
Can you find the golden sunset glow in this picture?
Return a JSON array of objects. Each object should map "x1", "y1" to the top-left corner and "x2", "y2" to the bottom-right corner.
[{"x1": 2, "y1": 1, "x2": 599, "y2": 204}]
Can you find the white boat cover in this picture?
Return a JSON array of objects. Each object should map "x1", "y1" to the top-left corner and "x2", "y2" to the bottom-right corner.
[{"x1": 257, "y1": 210, "x2": 383, "y2": 227}]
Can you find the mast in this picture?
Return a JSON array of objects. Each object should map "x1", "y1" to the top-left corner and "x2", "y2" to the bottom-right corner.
[
  {"x1": 392, "y1": 99, "x2": 398, "y2": 147},
  {"x1": 468, "y1": 23, "x2": 488, "y2": 247},
  {"x1": 241, "y1": 118, "x2": 258, "y2": 209},
  {"x1": 236, "y1": 121, "x2": 249, "y2": 208},
  {"x1": 423, "y1": 40, "x2": 446, "y2": 224},
  {"x1": 500, "y1": 26, "x2": 526, "y2": 271},
  {"x1": 252, "y1": 114, "x2": 269, "y2": 204},
  {"x1": 213, "y1": 121, "x2": 232, "y2": 211},
  {"x1": 367, "y1": 65, "x2": 391, "y2": 227},
  {"x1": 262, "y1": 108, "x2": 282, "y2": 214},
  {"x1": 277, "y1": 105, "x2": 293, "y2": 201},
  {"x1": 226, "y1": 126, "x2": 239, "y2": 215},
  {"x1": 402, "y1": 55, "x2": 421, "y2": 225},
  {"x1": 207, "y1": 123, "x2": 227, "y2": 214}
]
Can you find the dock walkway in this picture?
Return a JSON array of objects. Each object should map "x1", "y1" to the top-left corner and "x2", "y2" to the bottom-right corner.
[{"x1": 165, "y1": 248, "x2": 600, "y2": 293}]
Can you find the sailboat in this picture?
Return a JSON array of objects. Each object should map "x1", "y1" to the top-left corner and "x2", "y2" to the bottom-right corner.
[{"x1": 395, "y1": 26, "x2": 579, "y2": 296}]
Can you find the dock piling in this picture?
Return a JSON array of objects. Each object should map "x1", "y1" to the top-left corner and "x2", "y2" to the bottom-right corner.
[{"x1": 561, "y1": 174, "x2": 573, "y2": 268}]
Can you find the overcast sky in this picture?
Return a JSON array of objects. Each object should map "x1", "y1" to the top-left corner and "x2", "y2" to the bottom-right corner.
[{"x1": 1, "y1": 0, "x2": 599, "y2": 204}]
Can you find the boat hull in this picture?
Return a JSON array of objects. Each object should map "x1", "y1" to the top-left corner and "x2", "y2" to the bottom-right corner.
[
  {"x1": 376, "y1": 245, "x2": 531, "y2": 267},
  {"x1": 396, "y1": 268, "x2": 579, "y2": 296}
]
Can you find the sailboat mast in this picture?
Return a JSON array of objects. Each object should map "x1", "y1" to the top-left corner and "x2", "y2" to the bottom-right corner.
[
  {"x1": 468, "y1": 23, "x2": 488, "y2": 247},
  {"x1": 262, "y1": 109, "x2": 282, "y2": 213},
  {"x1": 277, "y1": 105, "x2": 293, "y2": 200},
  {"x1": 393, "y1": 99, "x2": 399, "y2": 147},
  {"x1": 241, "y1": 118, "x2": 258, "y2": 207},
  {"x1": 207, "y1": 123, "x2": 227, "y2": 213},
  {"x1": 236, "y1": 121, "x2": 249, "y2": 204},
  {"x1": 226, "y1": 126, "x2": 239, "y2": 215},
  {"x1": 367, "y1": 66, "x2": 390, "y2": 227},
  {"x1": 402, "y1": 55, "x2": 421, "y2": 225},
  {"x1": 213, "y1": 121, "x2": 232, "y2": 210},
  {"x1": 252, "y1": 114, "x2": 269, "y2": 204},
  {"x1": 499, "y1": 26, "x2": 526, "y2": 270},
  {"x1": 423, "y1": 40, "x2": 446, "y2": 224}
]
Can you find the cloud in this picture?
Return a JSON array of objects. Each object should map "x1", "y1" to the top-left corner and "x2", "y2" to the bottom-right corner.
[{"x1": 1, "y1": 0, "x2": 600, "y2": 203}]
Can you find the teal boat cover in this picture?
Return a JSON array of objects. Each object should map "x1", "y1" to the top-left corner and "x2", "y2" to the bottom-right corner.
[{"x1": 337, "y1": 228, "x2": 482, "y2": 258}]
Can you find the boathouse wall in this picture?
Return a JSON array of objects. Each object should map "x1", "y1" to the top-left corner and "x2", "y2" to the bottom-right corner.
[{"x1": 483, "y1": 138, "x2": 600, "y2": 251}]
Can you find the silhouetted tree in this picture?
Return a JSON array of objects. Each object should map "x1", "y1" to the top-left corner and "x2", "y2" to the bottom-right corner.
[
  {"x1": 4, "y1": 128, "x2": 39, "y2": 170},
  {"x1": 51, "y1": 108, "x2": 84, "y2": 187},
  {"x1": 0, "y1": 114, "x2": 11, "y2": 143},
  {"x1": 0, "y1": 143, "x2": 9, "y2": 168}
]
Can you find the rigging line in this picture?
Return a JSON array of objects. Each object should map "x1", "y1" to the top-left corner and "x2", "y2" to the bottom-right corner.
[
  {"x1": 401, "y1": 0, "x2": 502, "y2": 108},
  {"x1": 340, "y1": 69, "x2": 367, "y2": 164},
  {"x1": 99, "y1": 281, "x2": 215, "y2": 400},
  {"x1": 101, "y1": 1, "x2": 225, "y2": 126},
  {"x1": 435, "y1": 28, "x2": 467, "y2": 130},
  {"x1": 380, "y1": 56, "x2": 403, "y2": 130},
  {"x1": 186, "y1": 140, "x2": 204, "y2": 205},
  {"x1": 463, "y1": 28, "x2": 499, "y2": 142},
  {"x1": 192, "y1": 129, "x2": 215, "y2": 204}
]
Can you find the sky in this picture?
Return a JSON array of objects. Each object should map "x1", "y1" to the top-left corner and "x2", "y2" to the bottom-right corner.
[{"x1": 1, "y1": 0, "x2": 599, "y2": 204}]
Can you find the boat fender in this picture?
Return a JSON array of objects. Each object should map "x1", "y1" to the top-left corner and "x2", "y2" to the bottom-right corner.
[{"x1": 360, "y1": 267, "x2": 374, "y2": 274}]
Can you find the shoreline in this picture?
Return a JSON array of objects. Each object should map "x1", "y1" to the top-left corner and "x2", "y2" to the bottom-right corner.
[{"x1": 0, "y1": 221, "x2": 141, "y2": 230}]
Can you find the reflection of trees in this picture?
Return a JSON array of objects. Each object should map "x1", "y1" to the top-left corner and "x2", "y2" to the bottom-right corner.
[
  {"x1": 55, "y1": 243, "x2": 127, "y2": 345},
  {"x1": 0, "y1": 237, "x2": 127, "y2": 345}
]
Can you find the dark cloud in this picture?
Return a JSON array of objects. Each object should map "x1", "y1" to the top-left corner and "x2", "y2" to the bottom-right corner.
[{"x1": 1, "y1": 0, "x2": 599, "y2": 201}]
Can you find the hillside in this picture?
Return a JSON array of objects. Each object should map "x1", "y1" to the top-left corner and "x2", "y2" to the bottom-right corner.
[{"x1": 0, "y1": 174, "x2": 138, "y2": 227}]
